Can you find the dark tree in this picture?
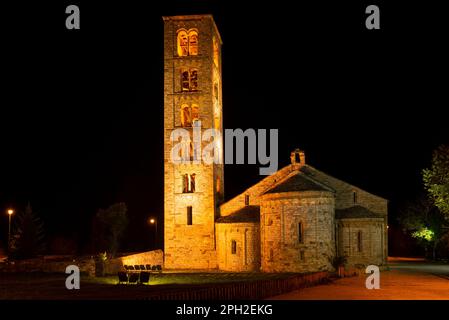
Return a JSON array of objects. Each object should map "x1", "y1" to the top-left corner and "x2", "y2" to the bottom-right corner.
[
  {"x1": 93, "y1": 202, "x2": 128, "y2": 257},
  {"x1": 397, "y1": 196, "x2": 448, "y2": 260},
  {"x1": 423, "y1": 145, "x2": 449, "y2": 217},
  {"x1": 10, "y1": 203, "x2": 45, "y2": 259}
]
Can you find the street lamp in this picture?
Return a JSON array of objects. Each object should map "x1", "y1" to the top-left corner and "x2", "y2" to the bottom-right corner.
[
  {"x1": 7, "y1": 209, "x2": 14, "y2": 250},
  {"x1": 148, "y1": 217, "x2": 158, "y2": 249}
]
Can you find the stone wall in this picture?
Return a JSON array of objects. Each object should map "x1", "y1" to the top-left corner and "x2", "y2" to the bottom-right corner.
[
  {"x1": 163, "y1": 15, "x2": 223, "y2": 270},
  {"x1": 260, "y1": 191, "x2": 336, "y2": 273},
  {"x1": 105, "y1": 250, "x2": 164, "y2": 274},
  {"x1": 216, "y1": 222, "x2": 260, "y2": 272},
  {"x1": 337, "y1": 219, "x2": 385, "y2": 266},
  {"x1": 301, "y1": 165, "x2": 389, "y2": 264}
]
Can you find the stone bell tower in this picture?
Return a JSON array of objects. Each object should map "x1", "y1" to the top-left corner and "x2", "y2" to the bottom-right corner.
[{"x1": 163, "y1": 15, "x2": 224, "y2": 269}]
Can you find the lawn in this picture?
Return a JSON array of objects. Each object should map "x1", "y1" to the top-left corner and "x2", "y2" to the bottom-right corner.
[{"x1": 87, "y1": 272, "x2": 294, "y2": 286}]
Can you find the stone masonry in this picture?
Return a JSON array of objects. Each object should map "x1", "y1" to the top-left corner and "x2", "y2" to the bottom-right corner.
[{"x1": 163, "y1": 15, "x2": 388, "y2": 272}]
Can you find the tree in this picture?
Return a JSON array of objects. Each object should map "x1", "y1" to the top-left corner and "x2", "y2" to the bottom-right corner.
[
  {"x1": 10, "y1": 203, "x2": 46, "y2": 259},
  {"x1": 423, "y1": 145, "x2": 449, "y2": 217},
  {"x1": 94, "y1": 202, "x2": 128, "y2": 257},
  {"x1": 397, "y1": 196, "x2": 448, "y2": 260}
]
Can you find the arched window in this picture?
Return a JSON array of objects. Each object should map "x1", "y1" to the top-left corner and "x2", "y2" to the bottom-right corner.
[
  {"x1": 190, "y1": 173, "x2": 196, "y2": 192},
  {"x1": 177, "y1": 30, "x2": 188, "y2": 56},
  {"x1": 181, "y1": 103, "x2": 200, "y2": 127},
  {"x1": 190, "y1": 69, "x2": 198, "y2": 91},
  {"x1": 177, "y1": 29, "x2": 198, "y2": 57},
  {"x1": 180, "y1": 69, "x2": 198, "y2": 92},
  {"x1": 188, "y1": 30, "x2": 198, "y2": 56},
  {"x1": 181, "y1": 104, "x2": 191, "y2": 127},
  {"x1": 191, "y1": 104, "x2": 199, "y2": 123},
  {"x1": 181, "y1": 69, "x2": 190, "y2": 92},
  {"x1": 182, "y1": 173, "x2": 196, "y2": 193}
]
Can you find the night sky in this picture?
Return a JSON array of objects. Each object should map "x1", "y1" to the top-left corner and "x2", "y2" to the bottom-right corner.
[{"x1": 1, "y1": 1, "x2": 448, "y2": 254}]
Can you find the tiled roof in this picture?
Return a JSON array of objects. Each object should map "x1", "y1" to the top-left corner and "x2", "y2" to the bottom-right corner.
[
  {"x1": 265, "y1": 173, "x2": 332, "y2": 194},
  {"x1": 335, "y1": 206, "x2": 384, "y2": 219},
  {"x1": 216, "y1": 206, "x2": 260, "y2": 223}
]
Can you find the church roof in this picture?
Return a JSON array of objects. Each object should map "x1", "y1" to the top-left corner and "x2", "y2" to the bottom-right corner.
[
  {"x1": 216, "y1": 206, "x2": 260, "y2": 223},
  {"x1": 265, "y1": 173, "x2": 333, "y2": 194},
  {"x1": 335, "y1": 206, "x2": 384, "y2": 219}
]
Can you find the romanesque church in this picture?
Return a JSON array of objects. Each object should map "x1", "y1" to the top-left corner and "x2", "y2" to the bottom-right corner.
[{"x1": 163, "y1": 15, "x2": 388, "y2": 272}]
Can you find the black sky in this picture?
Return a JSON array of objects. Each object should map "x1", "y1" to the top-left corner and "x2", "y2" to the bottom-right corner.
[{"x1": 1, "y1": 0, "x2": 448, "y2": 253}]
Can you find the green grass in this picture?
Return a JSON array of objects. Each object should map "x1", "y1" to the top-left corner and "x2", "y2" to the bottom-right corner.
[{"x1": 86, "y1": 272, "x2": 297, "y2": 286}]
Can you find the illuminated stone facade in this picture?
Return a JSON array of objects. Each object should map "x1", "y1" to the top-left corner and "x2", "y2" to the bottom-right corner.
[
  {"x1": 163, "y1": 15, "x2": 223, "y2": 269},
  {"x1": 163, "y1": 15, "x2": 388, "y2": 272}
]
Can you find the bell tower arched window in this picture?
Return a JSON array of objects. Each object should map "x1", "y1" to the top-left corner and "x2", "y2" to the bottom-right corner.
[
  {"x1": 177, "y1": 30, "x2": 189, "y2": 56},
  {"x1": 182, "y1": 173, "x2": 196, "y2": 193},
  {"x1": 188, "y1": 30, "x2": 198, "y2": 56},
  {"x1": 177, "y1": 29, "x2": 198, "y2": 57},
  {"x1": 180, "y1": 103, "x2": 200, "y2": 127},
  {"x1": 181, "y1": 104, "x2": 191, "y2": 127},
  {"x1": 191, "y1": 104, "x2": 199, "y2": 123},
  {"x1": 181, "y1": 69, "x2": 198, "y2": 92}
]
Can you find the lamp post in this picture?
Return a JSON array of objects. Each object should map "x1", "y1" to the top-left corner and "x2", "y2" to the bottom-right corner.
[
  {"x1": 7, "y1": 209, "x2": 14, "y2": 250},
  {"x1": 148, "y1": 217, "x2": 158, "y2": 249}
]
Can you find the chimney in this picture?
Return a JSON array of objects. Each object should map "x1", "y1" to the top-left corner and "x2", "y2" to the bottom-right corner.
[{"x1": 290, "y1": 148, "x2": 306, "y2": 166}]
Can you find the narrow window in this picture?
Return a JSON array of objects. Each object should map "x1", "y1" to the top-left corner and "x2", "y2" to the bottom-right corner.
[
  {"x1": 298, "y1": 222, "x2": 303, "y2": 244},
  {"x1": 300, "y1": 250, "x2": 305, "y2": 261},
  {"x1": 182, "y1": 174, "x2": 195, "y2": 193},
  {"x1": 191, "y1": 104, "x2": 199, "y2": 123},
  {"x1": 295, "y1": 153, "x2": 301, "y2": 163},
  {"x1": 353, "y1": 191, "x2": 358, "y2": 204},
  {"x1": 190, "y1": 69, "x2": 198, "y2": 91},
  {"x1": 189, "y1": 141, "x2": 194, "y2": 161},
  {"x1": 216, "y1": 176, "x2": 220, "y2": 193},
  {"x1": 177, "y1": 30, "x2": 188, "y2": 56},
  {"x1": 181, "y1": 70, "x2": 190, "y2": 92},
  {"x1": 357, "y1": 231, "x2": 363, "y2": 252},
  {"x1": 231, "y1": 240, "x2": 237, "y2": 254},
  {"x1": 269, "y1": 248, "x2": 274, "y2": 261},
  {"x1": 245, "y1": 195, "x2": 250, "y2": 206},
  {"x1": 181, "y1": 104, "x2": 191, "y2": 127},
  {"x1": 187, "y1": 206, "x2": 193, "y2": 225},
  {"x1": 188, "y1": 30, "x2": 198, "y2": 56},
  {"x1": 182, "y1": 174, "x2": 189, "y2": 193},
  {"x1": 190, "y1": 173, "x2": 196, "y2": 192}
]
